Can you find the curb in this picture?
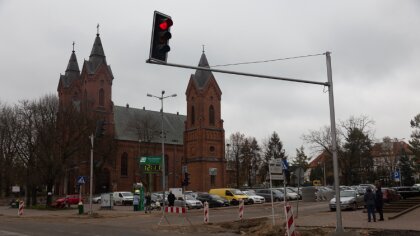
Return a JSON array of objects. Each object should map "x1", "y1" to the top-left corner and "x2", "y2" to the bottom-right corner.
[{"x1": 388, "y1": 204, "x2": 420, "y2": 220}]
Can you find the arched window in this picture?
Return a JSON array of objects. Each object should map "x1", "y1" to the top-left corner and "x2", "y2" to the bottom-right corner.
[
  {"x1": 191, "y1": 106, "x2": 195, "y2": 125},
  {"x1": 121, "y1": 152, "x2": 128, "y2": 176},
  {"x1": 209, "y1": 105, "x2": 215, "y2": 126},
  {"x1": 99, "y1": 88, "x2": 104, "y2": 106}
]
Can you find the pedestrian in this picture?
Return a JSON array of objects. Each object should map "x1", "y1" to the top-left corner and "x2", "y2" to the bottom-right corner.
[
  {"x1": 168, "y1": 191, "x2": 175, "y2": 207},
  {"x1": 133, "y1": 190, "x2": 140, "y2": 211},
  {"x1": 375, "y1": 184, "x2": 384, "y2": 221},
  {"x1": 364, "y1": 187, "x2": 376, "y2": 222},
  {"x1": 145, "y1": 192, "x2": 151, "y2": 213}
]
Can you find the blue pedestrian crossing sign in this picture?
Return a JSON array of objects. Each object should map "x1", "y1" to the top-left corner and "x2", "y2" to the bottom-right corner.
[
  {"x1": 77, "y1": 176, "x2": 86, "y2": 185},
  {"x1": 394, "y1": 171, "x2": 400, "y2": 181}
]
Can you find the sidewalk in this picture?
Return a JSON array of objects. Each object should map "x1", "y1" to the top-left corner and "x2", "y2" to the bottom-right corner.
[{"x1": 295, "y1": 205, "x2": 420, "y2": 231}]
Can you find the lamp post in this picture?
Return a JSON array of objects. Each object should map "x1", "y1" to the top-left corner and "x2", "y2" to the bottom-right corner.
[
  {"x1": 147, "y1": 90, "x2": 176, "y2": 214},
  {"x1": 319, "y1": 161, "x2": 326, "y2": 186}
]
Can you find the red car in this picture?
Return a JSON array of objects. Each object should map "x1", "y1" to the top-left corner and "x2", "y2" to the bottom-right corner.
[
  {"x1": 53, "y1": 194, "x2": 83, "y2": 208},
  {"x1": 382, "y1": 188, "x2": 400, "y2": 203}
]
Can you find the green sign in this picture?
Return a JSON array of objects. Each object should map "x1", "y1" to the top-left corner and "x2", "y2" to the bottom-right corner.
[{"x1": 138, "y1": 156, "x2": 161, "y2": 173}]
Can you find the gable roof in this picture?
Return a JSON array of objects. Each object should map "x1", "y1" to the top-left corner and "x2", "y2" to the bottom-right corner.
[{"x1": 113, "y1": 105, "x2": 186, "y2": 145}]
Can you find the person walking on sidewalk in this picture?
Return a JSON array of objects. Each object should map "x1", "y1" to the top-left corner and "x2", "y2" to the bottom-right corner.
[
  {"x1": 168, "y1": 191, "x2": 175, "y2": 207},
  {"x1": 375, "y1": 184, "x2": 384, "y2": 221},
  {"x1": 144, "y1": 192, "x2": 152, "y2": 213},
  {"x1": 364, "y1": 187, "x2": 376, "y2": 222}
]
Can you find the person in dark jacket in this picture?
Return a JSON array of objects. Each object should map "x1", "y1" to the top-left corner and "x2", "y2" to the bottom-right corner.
[
  {"x1": 364, "y1": 187, "x2": 376, "y2": 222},
  {"x1": 144, "y1": 192, "x2": 152, "y2": 213},
  {"x1": 375, "y1": 184, "x2": 384, "y2": 221},
  {"x1": 168, "y1": 191, "x2": 176, "y2": 207}
]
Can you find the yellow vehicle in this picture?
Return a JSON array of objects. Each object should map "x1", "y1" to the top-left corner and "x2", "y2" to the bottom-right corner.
[
  {"x1": 209, "y1": 188, "x2": 249, "y2": 205},
  {"x1": 313, "y1": 180, "x2": 322, "y2": 186}
]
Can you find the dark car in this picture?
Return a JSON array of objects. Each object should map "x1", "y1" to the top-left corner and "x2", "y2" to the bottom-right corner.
[
  {"x1": 196, "y1": 193, "x2": 229, "y2": 208},
  {"x1": 392, "y1": 186, "x2": 420, "y2": 199},
  {"x1": 382, "y1": 187, "x2": 400, "y2": 203},
  {"x1": 254, "y1": 189, "x2": 284, "y2": 202}
]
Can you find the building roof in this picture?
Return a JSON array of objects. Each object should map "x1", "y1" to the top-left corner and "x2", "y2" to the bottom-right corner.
[
  {"x1": 84, "y1": 33, "x2": 114, "y2": 77},
  {"x1": 192, "y1": 53, "x2": 215, "y2": 89},
  {"x1": 113, "y1": 105, "x2": 186, "y2": 145},
  {"x1": 59, "y1": 50, "x2": 80, "y2": 88},
  {"x1": 371, "y1": 141, "x2": 413, "y2": 157}
]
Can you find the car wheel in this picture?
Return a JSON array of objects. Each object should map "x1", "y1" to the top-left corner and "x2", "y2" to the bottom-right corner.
[
  {"x1": 249, "y1": 199, "x2": 254, "y2": 204},
  {"x1": 330, "y1": 208, "x2": 335, "y2": 212},
  {"x1": 97, "y1": 200, "x2": 101, "y2": 204},
  {"x1": 352, "y1": 203, "x2": 357, "y2": 210}
]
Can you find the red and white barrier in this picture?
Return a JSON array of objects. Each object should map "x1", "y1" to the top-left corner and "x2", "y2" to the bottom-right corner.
[
  {"x1": 165, "y1": 206, "x2": 186, "y2": 214},
  {"x1": 18, "y1": 201, "x2": 24, "y2": 216},
  {"x1": 203, "y1": 201, "x2": 209, "y2": 223},
  {"x1": 238, "y1": 199, "x2": 244, "y2": 220},
  {"x1": 284, "y1": 203, "x2": 296, "y2": 236}
]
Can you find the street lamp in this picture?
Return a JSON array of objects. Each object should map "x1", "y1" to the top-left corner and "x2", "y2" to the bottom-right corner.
[{"x1": 147, "y1": 90, "x2": 176, "y2": 214}]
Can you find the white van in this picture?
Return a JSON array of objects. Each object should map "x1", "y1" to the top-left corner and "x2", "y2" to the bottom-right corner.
[{"x1": 112, "y1": 191, "x2": 133, "y2": 205}]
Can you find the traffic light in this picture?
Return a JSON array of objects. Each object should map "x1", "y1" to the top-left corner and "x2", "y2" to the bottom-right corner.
[
  {"x1": 95, "y1": 120, "x2": 106, "y2": 138},
  {"x1": 149, "y1": 11, "x2": 173, "y2": 62},
  {"x1": 182, "y1": 172, "x2": 190, "y2": 186}
]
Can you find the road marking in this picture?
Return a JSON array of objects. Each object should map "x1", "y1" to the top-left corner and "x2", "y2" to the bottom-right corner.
[{"x1": 0, "y1": 230, "x2": 29, "y2": 236}]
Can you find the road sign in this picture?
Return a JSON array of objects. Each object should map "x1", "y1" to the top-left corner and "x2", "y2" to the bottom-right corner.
[
  {"x1": 269, "y1": 159, "x2": 282, "y2": 174},
  {"x1": 270, "y1": 174, "x2": 284, "y2": 180},
  {"x1": 77, "y1": 176, "x2": 86, "y2": 185},
  {"x1": 394, "y1": 171, "x2": 400, "y2": 181}
]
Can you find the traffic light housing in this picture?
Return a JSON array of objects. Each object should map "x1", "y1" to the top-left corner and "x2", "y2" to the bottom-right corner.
[
  {"x1": 95, "y1": 120, "x2": 106, "y2": 138},
  {"x1": 149, "y1": 11, "x2": 173, "y2": 62},
  {"x1": 182, "y1": 172, "x2": 190, "y2": 186}
]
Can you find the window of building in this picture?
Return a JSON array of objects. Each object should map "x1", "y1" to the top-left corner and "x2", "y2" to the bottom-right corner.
[
  {"x1": 191, "y1": 106, "x2": 195, "y2": 125},
  {"x1": 121, "y1": 152, "x2": 128, "y2": 176},
  {"x1": 99, "y1": 88, "x2": 104, "y2": 106},
  {"x1": 209, "y1": 105, "x2": 215, "y2": 125},
  {"x1": 211, "y1": 175, "x2": 216, "y2": 187}
]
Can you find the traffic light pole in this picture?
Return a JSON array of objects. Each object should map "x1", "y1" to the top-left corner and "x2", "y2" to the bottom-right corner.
[{"x1": 146, "y1": 52, "x2": 343, "y2": 232}]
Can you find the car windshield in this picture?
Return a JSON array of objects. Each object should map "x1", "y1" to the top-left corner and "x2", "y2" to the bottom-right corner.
[
  {"x1": 244, "y1": 191, "x2": 256, "y2": 196},
  {"x1": 232, "y1": 189, "x2": 245, "y2": 195},
  {"x1": 121, "y1": 192, "x2": 133, "y2": 197},
  {"x1": 340, "y1": 191, "x2": 355, "y2": 197},
  {"x1": 185, "y1": 195, "x2": 195, "y2": 200}
]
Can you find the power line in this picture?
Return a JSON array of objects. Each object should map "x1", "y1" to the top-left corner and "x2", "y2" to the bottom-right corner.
[{"x1": 211, "y1": 52, "x2": 326, "y2": 68}]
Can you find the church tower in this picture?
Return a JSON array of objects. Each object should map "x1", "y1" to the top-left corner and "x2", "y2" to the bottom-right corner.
[
  {"x1": 184, "y1": 52, "x2": 226, "y2": 192},
  {"x1": 57, "y1": 43, "x2": 81, "y2": 110},
  {"x1": 80, "y1": 29, "x2": 114, "y2": 129}
]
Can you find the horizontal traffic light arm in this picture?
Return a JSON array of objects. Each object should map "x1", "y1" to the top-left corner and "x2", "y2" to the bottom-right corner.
[{"x1": 146, "y1": 59, "x2": 329, "y2": 87}]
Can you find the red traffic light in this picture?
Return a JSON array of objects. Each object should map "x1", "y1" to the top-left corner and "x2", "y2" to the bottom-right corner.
[{"x1": 159, "y1": 18, "x2": 173, "y2": 30}]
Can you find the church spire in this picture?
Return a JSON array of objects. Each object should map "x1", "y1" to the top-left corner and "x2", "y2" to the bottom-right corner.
[
  {"x1": 89, "y1": 25, "x2": 106, "y2": 68},
  {"x1": 66, "y1": 42, "x2": 80, "y2": 74},
  {"x1": 193, "y1": 52, "x2": 213, "y2": 88}
]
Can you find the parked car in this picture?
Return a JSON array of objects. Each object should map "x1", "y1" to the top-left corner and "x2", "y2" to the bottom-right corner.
[
  {"x1": 382, "y1": 187, "x2": 401, "y2": 203},
  {"x1": 112, "y1": 191, "x2": 133, "y2": 205},
  {"x1": 287, "y1": 187, "x2": 302, "y2": 199},
  {"x1": 413, "y1": 184, "x2": 420, "y2": 191},
  {"x1": 174, "y1": 195, "x2": 203, "y2": 209},
  {"x1": 243, "y1": 190, "x2": 265, "y2": 204},
  {"x1": 254, "y1": 189, "x2": 285, "y2": 202},
  {"x1": 329, "y1": 190, "x2": 364, "y2": 211},
  {"x1": 196, "y1": 193, "x2": 229, "y2": 208},
  {"x1": 275, "y1": 188, "x2": 300, "y2": 200},
  {"x1": 392, "y1": 186, "x2": 420, "y2": 199},
  {"x1": 92, "y1": 194, "x2": 101, "y2": 204},
  {"x1": 54, "y1": 194, "x2": 82, "y2": 208},
  {"x1": 209, "y1": 188, "x2": 249, "y2": 205}
]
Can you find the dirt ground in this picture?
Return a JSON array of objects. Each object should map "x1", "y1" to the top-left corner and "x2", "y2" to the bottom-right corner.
[{"x1": 156, "y1": 217, "x2": 420, "y2": 236}]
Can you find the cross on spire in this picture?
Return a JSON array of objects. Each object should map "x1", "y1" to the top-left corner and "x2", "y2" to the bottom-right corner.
[
  {"x1": 97, "y1": 23, "x2": 100, "y2": 35},
  {"x1": 72, "y1": 41, "x2": 75, "y2": 52},
  {"x1": 202, "y1": 45, "x2": 205, "y2": 53}
]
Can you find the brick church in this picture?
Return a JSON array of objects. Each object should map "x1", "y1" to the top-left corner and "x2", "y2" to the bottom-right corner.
[{"x1": 57, "y1": 31, "x2": 227, "y2": 194}]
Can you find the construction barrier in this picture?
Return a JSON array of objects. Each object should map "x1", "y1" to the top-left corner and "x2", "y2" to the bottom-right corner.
[
  {"x1": 164, "y1": 206, "x2": 186, "y2": 214},
  {"x1": 284, "y1": 203, "x2": 296, "y2": 236},
  {"x1": 18, "y1": 201, "x2": 24, "y2": 216},
  {"x1": 159, "y1": 206, "x2": 191, "y2": 226},
  {"x1": 203, "y1": 201, "x2": 209, "y2": 223},
  {"x1": 238, "y1": 199, "x2": 244, "y2": 220}
]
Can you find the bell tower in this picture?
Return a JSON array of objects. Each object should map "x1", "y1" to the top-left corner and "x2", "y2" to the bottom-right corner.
[{"x1": 184, "y1": 52, "x2": 226, "y2": 192}]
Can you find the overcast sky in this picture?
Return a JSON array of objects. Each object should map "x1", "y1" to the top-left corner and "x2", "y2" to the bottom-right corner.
[{"x1": 1, "y1": 0, "x2": 420, "y2": 159}]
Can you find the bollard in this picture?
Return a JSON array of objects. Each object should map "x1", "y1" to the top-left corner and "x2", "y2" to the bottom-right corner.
[
  {"x1": 203, "y1": 201, "x2": 209, "y2": 224},
  {"x1": 18, "y1": 201, "x2": 24, "y2": 216},
  {"x1": 78, "y1": 201, "x2": 84, "y2": 215}
]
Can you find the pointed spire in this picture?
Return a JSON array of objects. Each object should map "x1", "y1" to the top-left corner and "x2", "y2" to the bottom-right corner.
[
  {"x1": 193, "y1": 52, "x2": 213, "y2": 88},
  {"x1": 89, "y1": 24, "x2": 106, "y2": 69},
  {"x1": 66, "y1": 42, "x2": 80, "y2": 74}
]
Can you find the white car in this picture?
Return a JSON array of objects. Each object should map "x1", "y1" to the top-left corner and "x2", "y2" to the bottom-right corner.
[
  {"x1": 112, "y1": 191, "x2": 133, "y2": 205},
  {"x1": 329, "y1": 190, "x2": 364, "y2": 211},
  {"x1": 175, "y1": 195, "x2": 203, "y2": 209},
  {"x1": 243, "y1": 191, "x2": 265, "y2": 204}
]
